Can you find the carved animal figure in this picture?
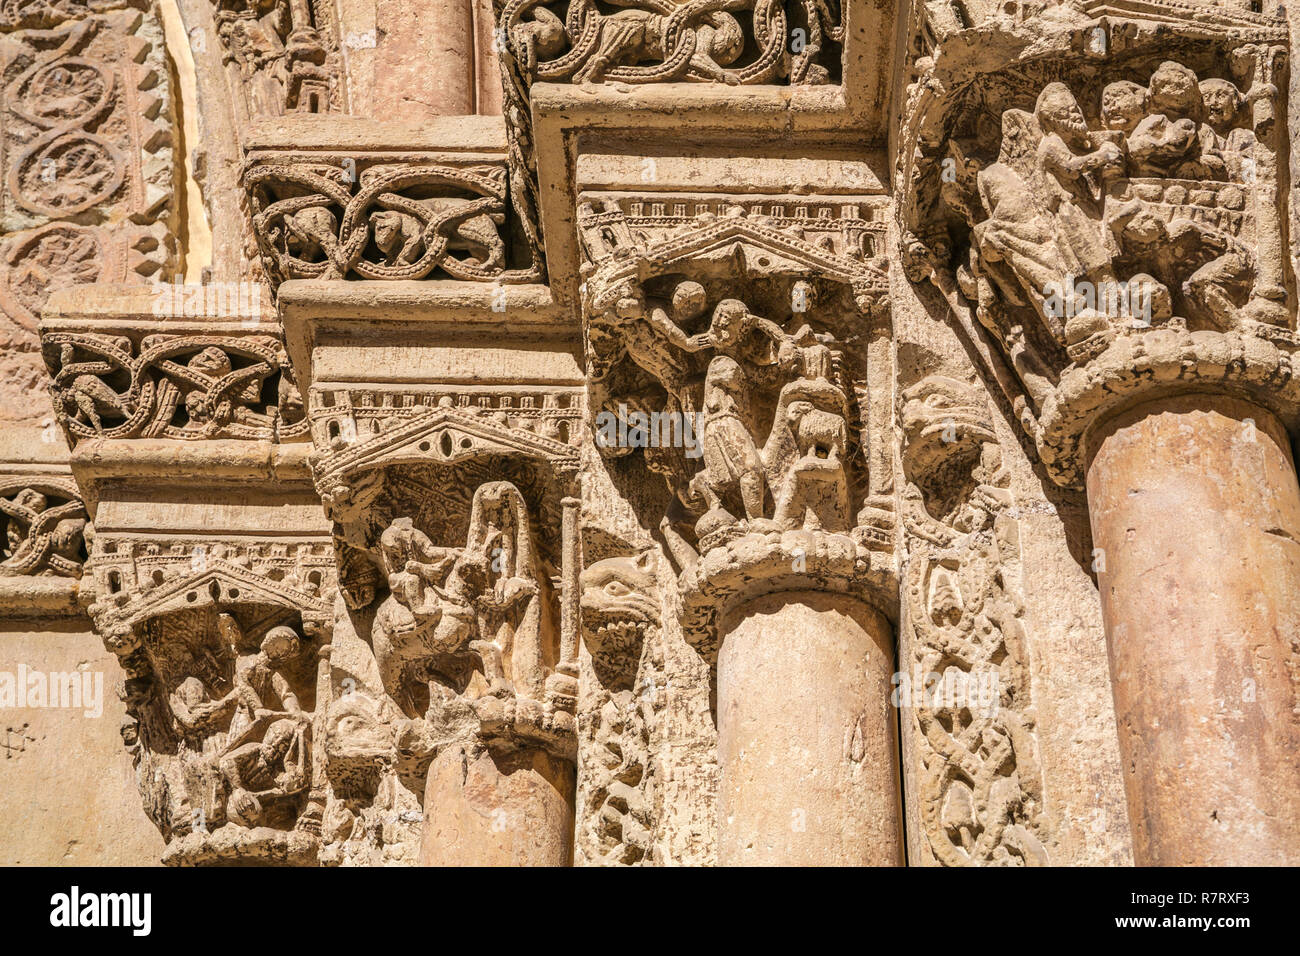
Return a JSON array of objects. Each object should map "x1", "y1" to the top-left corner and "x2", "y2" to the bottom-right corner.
[
  {"x1": 284, "y1": 206, "x2": 340, "y2": 263},
  {"x1": 579, "y1": 551, "x2": 659, "y2": 687},
  {"x1": 511, "y1": 5, "x2": 568, "y2": 71},
  {"x1": 61, "y1": 373, "x2": 129, "y2": 432},
  {"x1": 574, "y1": 10, "x2": 743, "y2": 84}
]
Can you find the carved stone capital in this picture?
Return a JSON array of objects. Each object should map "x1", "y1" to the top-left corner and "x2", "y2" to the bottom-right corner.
[
  {"x1": 899, "y1": 1, "x2": 1295, "y2": 485},
  {"x1": 242, "y1": 119, "x2": 539, "y2": 290},
  {"x1": 39, "y1": 300, "x2": 306, "y2": 448},
  {"x1": 574, "y1": 183, "x2": 898, "y2": 632}
]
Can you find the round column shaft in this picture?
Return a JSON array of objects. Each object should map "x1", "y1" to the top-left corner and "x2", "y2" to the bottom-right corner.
[
  {"x1": 420, "y1": 742, "x2": 574, "y2": 866},
  {"x1": 1086, "y1": 394, "x2": 1300, "y2": 865},
  {"x1": 716, "y1": 591, "x2": 903, "y2": 866}
]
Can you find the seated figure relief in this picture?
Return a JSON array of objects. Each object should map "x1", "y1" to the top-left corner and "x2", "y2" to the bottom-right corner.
[{"x1": 951, "y1": 57, "x2": 1283, "y2": 387}]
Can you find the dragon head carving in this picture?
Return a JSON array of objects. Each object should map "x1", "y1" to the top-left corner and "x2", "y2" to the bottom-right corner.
[{"x1": 579, "y1": 551, "x2": 659, "y2": 687}]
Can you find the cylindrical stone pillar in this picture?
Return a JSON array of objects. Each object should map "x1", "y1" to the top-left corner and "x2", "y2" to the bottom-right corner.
[
  {"x1": 1086, "y1": 393, "x2": 1300, "y2": 865},
  {"x1": 420, "y1": 742, "x2": 574, "y2": 866},
  {"x1": 715, "y1": 590, "x2": 903, "y2": 866}
]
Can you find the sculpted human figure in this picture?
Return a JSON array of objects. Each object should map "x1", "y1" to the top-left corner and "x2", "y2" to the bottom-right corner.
[
  {"x1": 595, "y1": 279, "x2": 709, "y2": 414},
  {"x1": 220, "y1": 717, "x2": 309, "y2": 828},
  {"x1": 1034, "y1": 82, "x2": 1123, "y2": 285},
  {"x1": 372, "y1": 517, "x2": 475, "y2": 716},
  {"x1": 695, "y1": 298, "x2": 834, "y2": 385},
  {"x1": 761, "y1": 379, "x2": 852, "y2": 533},
  {"x1": 973, "y1": 162, "x2": 1070, "y2": 337},
  {"x1": 1199, "y1": 78, "x2": 1260, "y2": 180},
  {"x1": 1100, "y1": 80, "x2": 1148, "y2": 140},
  {"x1": 230, "y1": 625, "x2": 305, "y2": 741},
  {"x1": 170, "y1": 675, "x2": 236, "y2": 754},
  {"x1": 690, "y1": 355, "x2": 769, "y2": 531},
  {"x1": 1127, "y1": 61, "x2": 1226, "y2": 180},
  {"x1": 460, "y1": 482, "x2": 550, "y2": 701}
]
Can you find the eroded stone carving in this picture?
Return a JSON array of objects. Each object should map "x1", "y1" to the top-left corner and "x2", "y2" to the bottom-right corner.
[
  {"x1": 210, "y1": 0, "x2": 344, "y2": 116},
  {"x1": 301, "y1": 377, "x2": 583, "y2": 865},
  {"x1": 900, "y1": 4, "x2": 1294, "y2": 485},
  {"x1": 88, "y1": 531, "x2": 335, "y2": 864},
  {"x1": 578, "y1": 196, "x2": 892, "y2": 582},
  {"x1": 899, "y1": 375, "x2": 1047, "y2": 866},
  {"x1": 0, "y1": 0, "x2": 176, "y2": 424},
  {"x1": 0, "y1": 476, "x2": 86, "y2": 577},
  {"x1": 246, "y1": 161, "x2": 509, "y2": 287},
  {"x1": 578, "y1": 550, "x2": 662, "y2": 865},
  {"x1": 42, "y1": 330, "x2": 307, "y2": 444},
  {"x1": 501, "y1": 0, "x2": 843, "y2": 86}
]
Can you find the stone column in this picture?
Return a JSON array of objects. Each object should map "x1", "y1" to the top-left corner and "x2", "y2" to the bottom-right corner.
[
  {"x1": 1084, "y1": 393, "x2": 1300, "y2": 865},
  {"x1": 420, "y1": 742, "x2": 574, "y2": 866},
  {"x1": 374, "y1": 0, "x2": 475, "y2": 118},
  {"x1": 716, "y1": 590, "x2": 903, "y2": 866}
]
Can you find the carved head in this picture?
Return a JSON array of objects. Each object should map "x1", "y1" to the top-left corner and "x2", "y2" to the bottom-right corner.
[
  {"x1": 702, "y1": 355, "x2": 748, "y2": 413},
  {"x1": 1199, "y1": 78, "x2": 1242, "y2": 135},
  {"x1": 260, "y1": 718, "x2": 298, "y2": 762},
  {"x1": 580, "y1": 551, "x2": 659, "y2": 687},
  {"x1": 261, "y1": 625, "x2": 301, "y2": 664},
  {"x1": 708, "y1": 299, "x2": 754, "y2": 345},
  {"x1": 1034, "y1": 83, "x2": 1090, "y2": 146},
  {"x1": 1148, "y1": 61, "x2": 1203, "y2": 122},
  {"x1": 370, "y1": 210, "x2": 404, "y2": 253},
  {"x1": 702, "y1": 12, "x2": 744, "y2": 66},
  {"x1": 671, "y1": 280, "x2": 708, "y2": 321},
  {"x1": 1101, "y1": 80, "x2": 1148, "y2": 134},
  {"x1": 900, "y1": 376, "x2": 998, "y2": 489},
  {"x1": 613, "y1": 289, "x2": 645, "y2": 321}
]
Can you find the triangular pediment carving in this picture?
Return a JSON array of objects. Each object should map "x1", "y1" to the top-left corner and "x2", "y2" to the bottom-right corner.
[
  {"x1": 95, "y1": 560, "x2": 332, "y2": 630},
  {"x1": 592, "y1": 216, "x2": 889, "y2": 293},
  {"x1": 314, "y1": 404, "x2": 581, "y2": 490}
]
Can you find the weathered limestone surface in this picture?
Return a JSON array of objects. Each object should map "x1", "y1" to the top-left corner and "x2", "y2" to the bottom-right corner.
[
  {"x1": 0, "y1": 620, "x2": 164, "y2": 865},
  {"x1": 717, "y1": 592, "x2": 901, "y2": 866},
  {"x1": 0, "y1": 0, "x2": 1297, "y2": 868},
  {"x1": 1088, "y1": 395, "x2": 1300, "y2": 865}
]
